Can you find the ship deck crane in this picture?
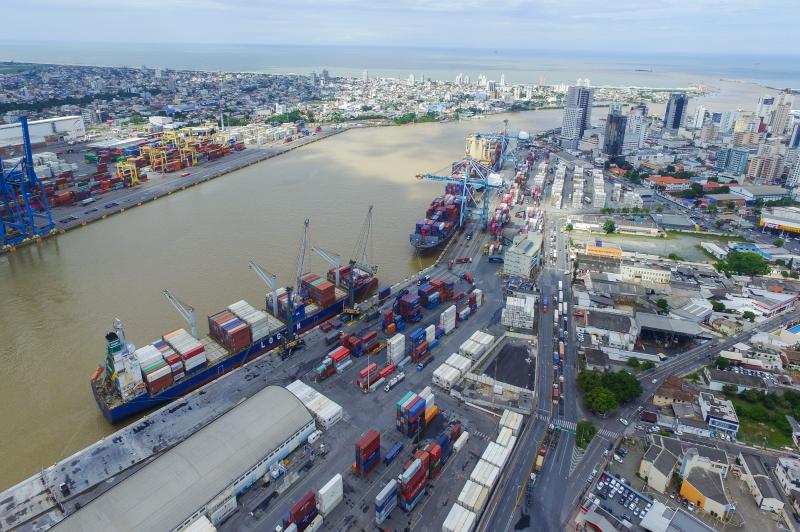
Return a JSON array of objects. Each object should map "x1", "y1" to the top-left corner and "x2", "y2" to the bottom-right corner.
[
  {"x1": 0, "y1": 117, "x2": 56, "y2": 248},
  {"x1": 311, "y1": 246, "x2": 340, "y2": 287},
  {"x1": 162, "y1": 289, "x2": 198, "y2": 339},
  {"x1": 346, "y1": 205, "x2": 378, "y2": 310},
  {"x1": 248, "y1": 260, "x2": 279, "y2": 316}
]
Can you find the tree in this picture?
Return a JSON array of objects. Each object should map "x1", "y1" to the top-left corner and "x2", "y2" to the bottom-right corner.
[
  {"x1": 641, "y1": 361, "x2": 656, "y2": 371},
  {"x1": 627, "y1": 358, "x2": 641, "y2": 368},
  {"x1": 601, "y1": 371, "x2": 643, "y2": 403},
  {"x1": 603, "y1": 219, "x2": 617, "y2": 234},
  {"x1": 128, "y1": 112, "x2": 147, "y2": 125},
  {"x1": 715, "y1": 251, "x2": 771, "y2": 276},
  {"x1": 577, "y1": 370, "x2": 603, "y2": 393},
  {"x1": 711, "y1": 301, "x2": 726, "y2": 312},
  {"x1": 585, "y1": 387, "x2": 618, "y2": 415},
  {"x1": 576, "y1": 420, "x2": 597, "y2": 449},
  {"x1": 708, "y1": 205, "x2": 718, "y2": 214},
  {"x1": 782, "y1": 270, "x2": 790, "y2": 278},
  {"x1": 791, "y1": 271, "x2": 799, "y2": 279},
  {"x1": 656, "y1": 206, "x2": 664, "y2": 213},
  {"x1": 668, "y1": 253, "x2": 684, "y2": 261},
  {"x1": 566, "y1": 223, "x2": 574, "y2": 232},
  {"x1": 727, "y1": 201, "x2": 736, "y2": 210},
  {"x1": 775, "y1": 238, "x2": 784, "y2": 247},
  {"x1": 715, "y1": 356, "x2": 731, "y2": 370},
  {"x1": 742, "y1": 311, "x2": 756, "y2": 322},
  {"x1": 721, "y1": 384, "x2": 738, "y2": 396},
  {"x1": 656, "y1": 299, "x2": 669, "y2": 313}
]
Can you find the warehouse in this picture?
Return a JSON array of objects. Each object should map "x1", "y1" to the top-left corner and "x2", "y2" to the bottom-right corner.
[
  {"x1": 54, "y1": 386, "x2": 315, "y2": 532},
  {"x1": 0, "y1": 116, "x2": 85, "y2": 154},
  {"x1": 760, "y1": 206, "x2": 800, "y2": 234},
  {"x1": 503, "y1": 233, "x2": 542, "y2": 277}
]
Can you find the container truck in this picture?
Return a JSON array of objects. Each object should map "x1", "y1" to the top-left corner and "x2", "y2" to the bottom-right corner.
[
  {"x1": 558, "y1": 280, "x2": 563, "y2": 291},
  {"x1": 534, "y1": 447, "x2": 546, "y2": 472},
  {"x1": 542, "y1": 296, "x2": 549, "y2": 313},
  {"x1": 558, "y1": 341, "x2": 565, "y2": 357}
]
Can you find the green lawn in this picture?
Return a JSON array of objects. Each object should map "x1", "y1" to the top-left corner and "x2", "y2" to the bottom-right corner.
[{"x1": 728, "y1": 396, "x2": 794, "y2": 449}]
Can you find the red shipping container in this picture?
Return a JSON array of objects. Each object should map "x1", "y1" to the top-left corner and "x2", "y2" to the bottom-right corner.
[
  {"x1": 358, "y1": 363, "x2": 379, "y2": 380},
  {"x1": 379, "y1": 364, "x2": 396, "y2": 379},
  {"x1": 414, "y1": 449, "x2": 430, "y2": 472},
  {"x1": 331, "y1": 347, "x2": 351, "y2": 363},
  {"x1": 356, "y1": 430, "x2": 380, "y2": 457},
  {"x1": 450, "y1": 422, "x2": 462, "y2": 442},
  {"x1": 290, "y1": 491, "x2": 317, "y2": 525}
]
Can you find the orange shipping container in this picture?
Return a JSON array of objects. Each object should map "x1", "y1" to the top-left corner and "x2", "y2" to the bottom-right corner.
[{"x1": 424, "y1": 404, "x2": 439, "y2": 425}]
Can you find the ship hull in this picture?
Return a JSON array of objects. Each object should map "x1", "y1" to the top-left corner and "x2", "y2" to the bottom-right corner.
[{"x1": 95, "y1": 298, "x2": 345, "y2": 423}]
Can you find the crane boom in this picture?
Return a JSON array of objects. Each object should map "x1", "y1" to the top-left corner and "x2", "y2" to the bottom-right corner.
[
  {"x1": 350, "y1": 205, "x2": 377, "y2": 275},
  {"x1": 312, "y1": 246, "x2": 341, "y2": 286},
  {"x1": 162, "y1": 289, "x2": 198, "y2": 339},
  {"x1": 295, "y1": 219, "x2": 310, "y2": 294},
  {"x1": 248, "y1": 260, "x2": 279, "y2": 316}
]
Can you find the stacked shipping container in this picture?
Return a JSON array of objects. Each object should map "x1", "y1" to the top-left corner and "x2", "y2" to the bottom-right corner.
[{"x1": 355, "y1": 430, "x2": 381, "y2": 477}]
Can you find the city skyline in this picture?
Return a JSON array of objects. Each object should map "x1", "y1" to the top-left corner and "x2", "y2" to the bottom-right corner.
[{"x1": 3, "y1": 0, "x2": 799, "y2": 54}]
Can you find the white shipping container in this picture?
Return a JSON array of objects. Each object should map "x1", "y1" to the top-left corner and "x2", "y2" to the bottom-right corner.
[
  {"x1": 306, "y1": 515, "x2": 323, "y2": 532},
  {"x1": 442, "y1": 504, "x2": 475, "y2": 532},
  {"x1": 453, "y1": 431, "x2": 469, "y2": 452},
  {"x1": 496, "y1": 427, "x2": 514, "y2": 448},
  {"x1": 183, "y1": 515, "x2": 217, "y2": 532},
  {"x1": 432, "y1": 364, "x2": 460, "y2": 390},
  {"x1": 425, "y1": 324, "x2": 436, "y2": 343},
  {"x1": 469, "y1": 459, "x2": 499, "y2": 489},
  {"x1": 499, "y1": 410, "x2": 523, "y2": 436},
  {"x1": 317, "y1": 474, "x2": 343, "y2": 515},
  {"x1": 457, "y1": 480, "x2": 489, "y2": 514},
  {"x1": 481, "y1": 442, "x2": 510, "y2": 469}
]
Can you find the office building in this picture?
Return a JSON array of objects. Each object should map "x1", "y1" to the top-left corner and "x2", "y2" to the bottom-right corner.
[
  {"x1": 663, "y1": 93, "x2": 688, "y2": 131},
  {"x1": 757, "y1": 95, "x2": 775, "y2": 120},
  {"x1": 787, "y1": 160, "x2": 800, "y2": 189},
  {"x1": 559, "y1": 85, "x2": 593, "y2": 149},
  {"x1": 771, "y1": 92, "x2": 792, "y2": 136},
  {"x1": 692, "y1": 105, "x2": 707, "y2": 129},
  {"x1": 698, "y1": 392, "x2": 739, "y2": 436},
  {"x1": 789, "y1": 124, "x2": 800, "y2": 149},
  {"x1": 715, "y1": 147, "x2": 749, "y2": 175},
  {"x1": 603, "y1": 111, "x2": 627, "y2": 157},
  {"x1": 719, "y1": 111, "x2": 739, "y2": 133},
  {"x1": 746, "y1": 153, "x2": 785, "y2": 182}
]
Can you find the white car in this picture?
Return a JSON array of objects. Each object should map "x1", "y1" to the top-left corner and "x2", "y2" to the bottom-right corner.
[
  {"x1": 651, "y1": 378, "x2": 658, "y2": 384},
  {"x1": 619, "y1": 418, "x2": 629, "y2": 426}
]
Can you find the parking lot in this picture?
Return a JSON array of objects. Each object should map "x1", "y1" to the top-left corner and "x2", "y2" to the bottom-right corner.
[
  {"x1": 591, "y1": 471, "x2": 654, "y2": 526},
  {"x1": 723, "y1": 366, "x2": 779, "y2": 386}
]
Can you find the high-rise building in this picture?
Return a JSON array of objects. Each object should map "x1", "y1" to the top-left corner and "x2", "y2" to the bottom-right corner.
[
  {"x1": 603, "y1": 111, "x2": 627, "y2": 157},
  {"x1": 362, "y1": 70, "x2": 368, "y2": 82},
  {"x1": 499, "y1": 74, "x2": 506, "y2": 86},
  {"x1": 746, "y1": 153, "x2": 785, "y2": 182},
  {"x1": 716, "y1": 147, "x2": 749, "y2": 175},
  {"x1": 321, "y1": 69, "x2": 330, "y2": 81},
  {"x1": 691, "y1": 105, "x2": 706, "y2": 129},
  {"x1": 757, "y1": 95, "x2": 775, "y2": 120},
  {"x1": 310, "y1": 72, "x2": 318, "y2": 85},
  {"x1": 789, "y1": 124, "x2": 800, "y2": 149},
  {"x1": 787, "y1": 159, "x2": 800, "y2": 188},
  {"x1": 771, "y1": 99, "x2": 791, "y2": 136},
  {"x1": 719, "y1": 111, "x2": 739, "y2": 133},
  {"x1": 663, "y1": 93, "x2": 688, "y2": 131},
  {"x1": 559, "y1": 85, "x2": 593, "y2": 150},
  {"x1": 455, "y1": 73, "x2": 463, "y2": 85},
  {"x1": 407, "y1": 74, "x2": 415, "y2": 86}
]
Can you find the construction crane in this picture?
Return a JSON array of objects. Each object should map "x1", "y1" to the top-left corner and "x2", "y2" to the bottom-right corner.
[
  {"x1": 248, "y1": 260, "x2": 279, "y2": 316},
  {"x1": 0, "y1": 117, "x2": 56, "y2": 248},
  {"x1": 416, "y1": 157, "x2": 503, "y2": 228},
  {"x1": 162, "y1": 289, "x2": 198, "y2": 339},
  {"x1": 311, "y1": 246, "x2": 340, "y2": 287}
]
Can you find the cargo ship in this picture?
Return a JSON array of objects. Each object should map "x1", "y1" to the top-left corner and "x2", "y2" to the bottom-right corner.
[
  {"x1": 92, "y1": 270, "x2": 374, "y2": 424},
  {"x1": 409, "y1": 183, "x2": 466, "y2": 252}
]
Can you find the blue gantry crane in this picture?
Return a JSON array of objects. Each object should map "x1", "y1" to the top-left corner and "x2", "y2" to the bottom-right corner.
[{"x1": 0, "y1": 117, "x2": 56, "y2": 248}]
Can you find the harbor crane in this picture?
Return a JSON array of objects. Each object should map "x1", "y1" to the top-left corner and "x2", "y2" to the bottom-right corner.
[
  {"x1": 248, "y1": 260, "x2": 279, "y2": 316},
  {"x1": 295, "y1": 218, "x2": 310, "y2": 297},
  {"x1": 0, "y1": 117, "x2": 56, "y2": 248},
  {"x1": 162, "y1": 289, "x2": 198, "y2": 339},
  {"x1": 416, "y1": 158, "x2": 503, "y2": 228},
  {"x1": 311, "y1": 246, "x2": 341, "y2": 287}
]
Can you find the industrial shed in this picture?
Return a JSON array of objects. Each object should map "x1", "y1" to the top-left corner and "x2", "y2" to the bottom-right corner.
[{"x1": 54, "y1": 386, "x2": 315, "y2": 532}]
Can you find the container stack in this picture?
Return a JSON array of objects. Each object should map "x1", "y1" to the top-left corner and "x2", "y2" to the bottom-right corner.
[
  {"x1": 425, "y1": 324, "x2": 437, "y2": 349},
  {"x1": 457, "y1": 480, "x2": 489, "y2": 514},
  {"x1": 207, "y1": 309, "x2": 252, "y2": 353},
  {"x1": 432, "y1": 363, "x2": 461, "y2": 390},
  {"x1": 340, "y1": 333, "x2": 364, "y2": 357},
  {"x1": 420, "y1": 386, "x2": 437, "y2": 425},
  {"x1": 329, "y1": 346, "x2": 352, "y2": 374},
  {"x1": 496, "y1": 426, "x2": 517, "y2": 450},
  {"x1": 440, "y1": 305, "x2": 457, "y2": 334},
  {"x1": 355, "y1": 430, "x2": 381, "y2": 477},
  {"x1": 399, "y1": 450, "x2": 429, "y2": 511},
  {"x1": 316, "y1": 474, "x2": 343, "y2": 517},
  {"x1": 387, "y1": 333, "x2": 406, "y2": 364},
  {"x1": 375, "y1": 479, "x2": 399, "y2": 525},
  {"x1": 470, "y1": 331, "x2": 494, "y2": 351},
  {"x1": 458, "y1": 339, "x2": 484, "y2": 361},
  {"x1": 286, "y1": 380, "x2": 344, "y2": 429},
  {"x1": 430, "y1": 279, "x2": 455, "y2": 303},
  {"x1": 469, "y1": 459, "x2": 500, "y2": 491},
  {"x1": 501, "y1": 295, "x2": 535, "y2": 330},
  {"x1": 470, "y1": 289, "x2": 484, "y2": 308},
  {"x1": 361, "y1": 330, "x2": 379, "y2": 354},
  {"x1": 164, "y1": 329, "x2": 207, "y2": 373},
  {"x1": 481, "y1": 441, "x2": 511, "y2": 469},
  {"x1": 408, "y1": 328, "x2": 429, "y2": 363},
  {"x1": 356, "y1": 362, "x2": 380, "y2": 392},
  {"x1": 133, "y1": 345, "x2": 170, "y2": 395},
  {"x1": 396, "y1": 391, "x2": 426, "y2": 437},
  {"x1": 418, "y1": 282, "x2": 441, "y2": 309},
  {"x1": 456, "y1": 304, "x2": 471, "y2": 322},
  {"x1": 424, "y1": 440, "x2": 443, "y2": 479},
  {"x1": 442, "y1": 503, "x2": 477, "y2": 532},
  {"x1": 227, "y1": 300, "x2": 271, "y2": 341},
  {"x1": 289, "y1": 491, "x2": 318, "y2": 531},
  {"x1": 500, "y1": 409, "x2": 523, "y2": 436},
  {"x1": 398, "y1": 294, "x2": 422, "y2": 323}
]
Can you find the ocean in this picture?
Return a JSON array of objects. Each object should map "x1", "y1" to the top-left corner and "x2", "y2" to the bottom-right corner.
[{"x1": 2, "y1": 41, "x2": 799, "y2": 89}]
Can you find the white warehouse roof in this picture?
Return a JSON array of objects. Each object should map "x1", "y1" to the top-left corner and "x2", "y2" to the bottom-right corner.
[{"x1": 54, "y1": 386, "x2": 313, "y2": 532}]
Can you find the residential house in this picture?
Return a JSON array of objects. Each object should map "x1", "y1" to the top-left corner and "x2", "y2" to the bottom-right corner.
[
  {"x1": 702, "y1": 367, "x2": 767, "y2": 393},
  {"x1": 680, "y1": 465, "x2": 733, "y2": 520},
  {"x1": 775, "y1": 457, "x2": 800, "y2": 501},
  {"x1": 710, "y1": 318, "x2": 743, "y2": 336},
  {"x1": 653, "y1": 375, "x2": 700, "y2": 408},
  {"x1": 639, "y1": 439, "x2": 680, "y2": 494},
  {"x1": 739, "y1": 452, "x2": 786, "y2": 513}
]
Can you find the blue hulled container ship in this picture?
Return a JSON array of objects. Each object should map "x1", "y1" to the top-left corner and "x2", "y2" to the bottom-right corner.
[{"x1": 92, "y1": 279, "x2": 374, "y2": 424}]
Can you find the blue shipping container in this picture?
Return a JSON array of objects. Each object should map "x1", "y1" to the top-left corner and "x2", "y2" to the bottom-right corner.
[{"x1": 384, "y1": 442, "x2": 404, "y2": 465}]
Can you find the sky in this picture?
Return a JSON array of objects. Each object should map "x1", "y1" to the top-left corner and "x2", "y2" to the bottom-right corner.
[{"x1": 2, "y1": 0, "x2": 798, "y2": 55}]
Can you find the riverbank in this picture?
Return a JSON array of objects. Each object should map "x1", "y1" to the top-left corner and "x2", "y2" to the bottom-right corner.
[{"x1": 1, "y1": 127, "x2": 348, "y2": 255}]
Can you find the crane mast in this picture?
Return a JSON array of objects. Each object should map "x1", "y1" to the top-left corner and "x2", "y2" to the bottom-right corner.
[
  {"x1": 162, "y1": 289, "x2": 198, "y2": 339},
  {"x1": 248, "y1": 260, "x2": 279, "y2": 316}
]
